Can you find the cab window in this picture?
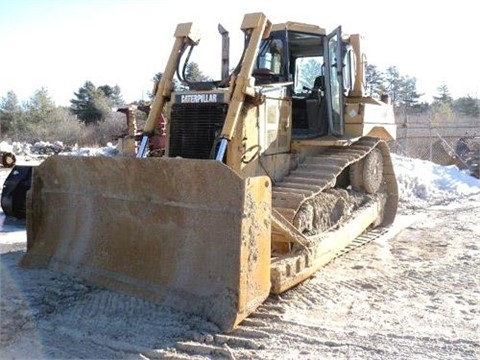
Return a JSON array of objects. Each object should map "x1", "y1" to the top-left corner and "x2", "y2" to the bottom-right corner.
[{"x1": 294, "y1": 56, "x2": 323, "y2": 94}]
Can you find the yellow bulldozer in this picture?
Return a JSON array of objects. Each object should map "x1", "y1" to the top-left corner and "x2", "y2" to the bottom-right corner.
[{"x1": 20, "y1": 12, "x2": 398, "y2": 332}]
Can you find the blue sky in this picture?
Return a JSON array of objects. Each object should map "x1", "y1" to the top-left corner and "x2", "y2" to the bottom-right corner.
[{"x1": 0, "y1": 0, "x2": 478, "y2": 106}]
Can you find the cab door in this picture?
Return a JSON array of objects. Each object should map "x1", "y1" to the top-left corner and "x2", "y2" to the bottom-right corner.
[{"x1": 323, "y1": 26, "x2": 344, "y2": 136}]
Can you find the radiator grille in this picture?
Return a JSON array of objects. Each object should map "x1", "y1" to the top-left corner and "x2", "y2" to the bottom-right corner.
[{"x1": 169, "y1": 103, "x2": 228, "y2": 159}]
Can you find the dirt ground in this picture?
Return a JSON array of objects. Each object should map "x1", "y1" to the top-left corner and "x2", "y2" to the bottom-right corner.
[{"x1": 1, "y1": 165, "x2": 479, "y2": 359}]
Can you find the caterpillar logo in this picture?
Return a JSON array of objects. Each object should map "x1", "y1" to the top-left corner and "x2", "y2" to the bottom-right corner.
[{"x1": 176, "y1": 93, "x2": 224, "y2": 103}]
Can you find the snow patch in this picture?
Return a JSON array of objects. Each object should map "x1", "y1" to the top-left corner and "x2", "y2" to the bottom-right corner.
[{"x1": 391, "y1": 154, "x2": 480, "y2": 209}]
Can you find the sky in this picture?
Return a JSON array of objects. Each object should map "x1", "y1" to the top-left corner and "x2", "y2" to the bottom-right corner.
[{"x1": 0, "y1": 0, "x2": 479, "y2": 107}]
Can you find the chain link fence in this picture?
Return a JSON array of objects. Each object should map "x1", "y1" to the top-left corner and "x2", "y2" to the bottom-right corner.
[{"x1": 390, "y1": 115, "x2": 479, "y2": 178}]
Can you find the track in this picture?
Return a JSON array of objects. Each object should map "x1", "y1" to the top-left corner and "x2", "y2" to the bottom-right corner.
[
  {"x1": 267, "y1": 136, "x2": 398, "y2": 294},
  {"x1": 333, "y1": 226, "x2": 390, "y2": 258},
  {"x1": 271, "y1": 136, "x2": 397, "y2": 226}
]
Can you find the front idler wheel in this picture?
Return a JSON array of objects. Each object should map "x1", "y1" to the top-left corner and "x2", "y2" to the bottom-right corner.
[
  {"x1": 349, "y1": 148, "x2": 383, "y2": 194},
  {"x1": 363, "y1": 148, "x2": 383, "y2": 194}
]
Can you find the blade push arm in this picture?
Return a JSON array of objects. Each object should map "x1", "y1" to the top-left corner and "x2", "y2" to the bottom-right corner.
[
  {"x1": 215, "y1": 12, "x2": 272, "y2": 160},
  {"x1": 137, "y1": 23, "x2": 200, "y2": 157}
]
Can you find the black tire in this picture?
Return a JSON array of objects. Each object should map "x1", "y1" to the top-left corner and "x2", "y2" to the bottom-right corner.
[
  {"x1": 1, "y1": 165, "x2": 32, "y2": 219},
  {"x1": 363, "y1": 148, "x2": 383, "y2": 194},
  {"x1": 2, "y1": 152, "x2": 16, "y2": 168}
]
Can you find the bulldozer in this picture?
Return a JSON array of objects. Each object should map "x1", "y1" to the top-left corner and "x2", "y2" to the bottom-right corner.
[{"x1": 20, "y1": 12, "x2": 398, "y2": 332}]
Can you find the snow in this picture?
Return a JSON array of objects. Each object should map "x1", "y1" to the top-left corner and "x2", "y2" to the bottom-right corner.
[
  {"x1": 65, "y1": 143, "x2": 119, "y2": 157},
  {"x1": 1, "y1": 145, "x2": 480, "y2": 359},
  {"x1": 391, "y1": 153, "x2": 480, "y2": 210},
  {"x1": 0, "y1": 141, "x2": 14, "y2": 153},
  {"x1": 0, "y1": 220, "x2": 26, "y2": 244}
]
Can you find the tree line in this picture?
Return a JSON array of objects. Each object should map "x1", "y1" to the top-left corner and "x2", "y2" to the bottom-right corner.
[
  {"x1": 1, "y1": 62, "x2": 478, "y2": 145},
  {"x1": 365, "y1": 65, "x2": 479, "y2": 118},
  {"x1": 0, "y1": 83, "x2": 126, "y2": 145}
]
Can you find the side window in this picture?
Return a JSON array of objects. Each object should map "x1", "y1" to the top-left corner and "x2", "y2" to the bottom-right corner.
[
  {"x1": 257, "y1": 39, "x2": 283, "y2": 74},
  {"x1": 342, "y1": 45, "x2": 356, "y2": 94}
]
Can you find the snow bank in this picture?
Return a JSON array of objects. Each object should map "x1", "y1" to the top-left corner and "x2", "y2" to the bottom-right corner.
[
  {"x1": 392, "y1": 154, "x2": 480, "y2": 209},
  {"x1": 0, "y1": 141, "x2": 14, "y2": 153},
  {"x1": 66, "y1": 142, "x2": 118, "y2": 157}
]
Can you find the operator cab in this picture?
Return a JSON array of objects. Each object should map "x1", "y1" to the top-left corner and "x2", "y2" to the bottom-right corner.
[{"x1": 253, "y1": 23, "x2": 355, "y2": 139}]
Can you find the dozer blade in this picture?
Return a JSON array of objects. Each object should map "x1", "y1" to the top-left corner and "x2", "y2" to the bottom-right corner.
[{"x1": 21, "y1": 156, "x2": 272, "y2": 332}]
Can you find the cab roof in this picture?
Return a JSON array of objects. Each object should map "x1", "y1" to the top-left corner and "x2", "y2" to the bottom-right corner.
[{"x1": 271, "y1": 22, "x2": 326, "y2": 35}]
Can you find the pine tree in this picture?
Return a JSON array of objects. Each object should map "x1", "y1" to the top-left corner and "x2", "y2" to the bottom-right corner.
[
  {"x1": 433, "y1": 84, "x2": 453, "y2": 105},
  {"x1": 453, "y1": 96, "x2": 480, "y2": 117},
  {"x1": 184, "y1": 62, "x2": 212, "y2": 83},
  {"x1": 0, "y1": 91, "x2": 23, "y2": 139},
  {"x1": 365, "y1": 64, "x2": 384, "y2": 97},
  {"x1": 24, "y1": 88, "x2": 59, "y2": 126},
  {"x1": 70, "y1": 81, "x2": 124, "y2": 124}
]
